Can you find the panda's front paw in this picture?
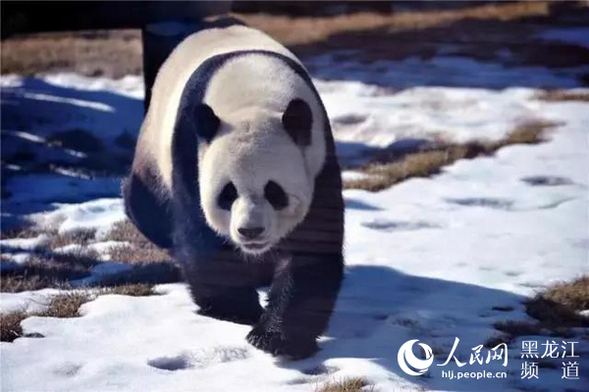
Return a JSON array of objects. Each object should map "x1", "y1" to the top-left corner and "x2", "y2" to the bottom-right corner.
[
  {"x1": 246, "y1": 326, "x2": 318, "y2": 359},
  {"x1": 198, "y1": 304, "x2": 263, "y2": 325}
]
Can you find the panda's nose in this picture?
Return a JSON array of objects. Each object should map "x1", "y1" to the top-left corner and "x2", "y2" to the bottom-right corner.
[{"x1": 238, "y1": 227, "x2": 264, "y2": 239}]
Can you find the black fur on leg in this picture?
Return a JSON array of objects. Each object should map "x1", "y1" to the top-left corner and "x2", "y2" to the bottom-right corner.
[
  {"x1": 178, "y1": 246, "x2": 267, "y2": 325},
  {"x1": 247, "y1": 252, "x2": 344, "y2": 359}
]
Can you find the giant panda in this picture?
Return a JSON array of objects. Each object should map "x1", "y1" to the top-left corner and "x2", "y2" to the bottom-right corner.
[{"x1": 123, "y1": 18, "x2": 344, "y2": 359}]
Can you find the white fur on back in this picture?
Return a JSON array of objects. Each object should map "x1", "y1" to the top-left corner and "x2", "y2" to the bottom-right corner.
[{"x1": 137, "y1": 24, "x2": 307, "y2": 191}]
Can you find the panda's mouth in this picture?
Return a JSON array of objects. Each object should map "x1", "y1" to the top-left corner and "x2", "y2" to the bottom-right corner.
[{"x1": 240, "y1": 241, "x2": 271, "y2": 254}]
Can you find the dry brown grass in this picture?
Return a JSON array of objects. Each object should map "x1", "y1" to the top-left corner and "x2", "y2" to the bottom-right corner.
[
  {"x1": 490, "y1": 276, "x2": 589, "y2": 345},
  {"x1": 0, "y1": 225, "x2": 43, "y2": 240},
  {"x1": 526, "y1": 276, "x2": 589, "y2": 330},
  {"x1": 494, "y1": 121, "x2": 554, "y2": 147},
  {"x1": 1, "y1": 29, "x2": 142, "y2": 77},
  {"x1": 103, "y1": 283, "x2": 156, "y2": 297},
  {"x1": 106, "y1": 220, "x2": 149, "y2": 244},
  {"x1": 316, "y1": 377, "x2": 372, "y2": 392},
  {"x1": 38, "y1": 292, "x2": 91, "y2": 318},
  {"x1": 105, "y1": 221, "x2": 172, "y2": 264},
  {"x1": 45, "y1": 228, "x2": 97, "y2": 251},
  {"x1": 535, "y1": 90, "x2": 589, "y2": 102},
  {"x1": 239, "y1": 2, "x2": 549, "y2": 46},
  {"x1": 345, "y1": 121, "x2": 553, "y2": 192},
  {"x1": 0, "y1": 311, "x2": 27, "y2": 342},
  {"x1": 1, "y1": 275, "x2": 72, "y2": 293},
  {"x1": 541, "y1": 276, "x2": 589, "y2": 311},
  {"x1": 345, "y1": 148, "x2": 464, "y2": 192},
  {"x1": 0, "y1": 250, "x2": 100, "y2": 293},
  {"x1": 103, "y1": 222, "x2": 180, "y2": 286},
  {"x1": 1, "y1": 219, "x2": 180, "y2": 292}
]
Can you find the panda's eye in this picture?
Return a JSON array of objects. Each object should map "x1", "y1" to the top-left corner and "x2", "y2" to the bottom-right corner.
[
  {"x1": 265, "y1": 181, "x2": 288, "y2": 210},
  {"x1": 218, "y1": 182, "x2": 238, "y2": 210}
]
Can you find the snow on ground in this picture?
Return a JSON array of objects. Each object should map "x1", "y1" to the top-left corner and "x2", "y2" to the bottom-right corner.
[
  {"x1": 0, "y1": 288, "x2": 63, "y2": 314},
  {"x1": 307, "y1": 53, "x2": 589, "y2": 89},
  {"x1": 2, "y1": 55, "x2": 589, "y2": 391},
  {"x1": 321, "y1": 84, "x2": 548, "y2": 148},
  {"x1": 32, "y1": 198, "x2": 126, "y2": 237},
  {"x1": 1, "y1": 74, "x2": 143, "y2": 142}
]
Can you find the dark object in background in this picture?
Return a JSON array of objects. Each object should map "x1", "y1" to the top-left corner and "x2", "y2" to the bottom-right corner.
[
  {"x1": 1, "y1": 1, "x2": 230, "y2": 108},
  {"x1": 231, "y1": 1, "x2": 500, "y2": 16},
  {"x1": 232, "y1": 1, "x2": 393, "y2": 16},
  {"x1": 0, "y1": 1, "x2": 230, "y2": 38}
]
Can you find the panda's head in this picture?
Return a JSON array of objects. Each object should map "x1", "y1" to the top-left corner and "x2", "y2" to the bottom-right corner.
[{"x1": 195, "y1": 98, "x2": 325, "y2": 255}]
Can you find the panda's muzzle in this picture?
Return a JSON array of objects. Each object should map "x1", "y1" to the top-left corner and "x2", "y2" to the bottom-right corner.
[
  {"x1": 237, "y1": 227, "x2": 271, "y2": 253},
  {"x1": 238, "y1": 227, "x2": 264, "y2": 240}
]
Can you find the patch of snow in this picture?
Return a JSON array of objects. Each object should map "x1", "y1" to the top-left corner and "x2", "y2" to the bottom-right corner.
[
  {"x1": 309, "y1": 54, "x2": 589, "y2": 89},
  {"x1": 318, "y1": 84, "x2": 544, "y2": 147},
  {"x1": 0, "y1": 74, "x2": 143, "y2": 146},
  {"x1": 53, "y1": 244, "x2": 84, "y2": 255},
  {"x1": 2, "y1": 129, "x2": 47, "y2": 144},
  {"x1": 21, "y1": 92, "x2": 114, "y2": 112},
  {"x1": 342, "y1": 98, "x2": 588, "y2": 297},
  {"x1": 33, "y1": 198, "x2": 125, "y2": 237},
  {"x1": 1, "y1": 284, "x2": 420, "y2": 391},
  {"x1": 341, "y1": 171, "x2": 373, "y2": 182},
  {"x1": 0, "y1": 234, "x2": 50, "y2": 251},
  {"x1": 1, "y1": 253, "x2": 32, "y2": 267},
  {"x1": 0, "y1": 289, "x2": 62, "y2": 314},
  {"x1": 0, "y1": 74, "x2": 24, "y2": 88},
  {"x1": 43, "y1": 73, "x2": 145, "y2": 100},
  {"x1": 2, "y1": 175, "x2": 121, "y2": 230}
]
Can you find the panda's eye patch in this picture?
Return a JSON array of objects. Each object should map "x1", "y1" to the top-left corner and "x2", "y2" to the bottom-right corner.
[
  {"x1": 265, "y1": 181, "x2": 288, "y2": 210},
  {"x1": 218, "y1": 182, "x2": 238, "y2": 210}
]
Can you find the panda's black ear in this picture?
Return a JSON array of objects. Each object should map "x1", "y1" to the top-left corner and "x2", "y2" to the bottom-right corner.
[
  {"x1": 282, "y1": 98, "x2": 312, "y2": 146},
  {"x1": 194, "y1": 103, "x2": 220, "y2": 142}
]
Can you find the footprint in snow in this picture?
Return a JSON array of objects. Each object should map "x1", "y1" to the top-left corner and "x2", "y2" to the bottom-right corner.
[
  {"x1": 446, "y1": 197, "x2": 514, "y2": 210},
  {"x1": 148, "y1": 355, "x2": 191, "y2": 371},
  {"x1": 302, "y1": 364, "x2": 339, "y2": 376},
  {"x1": 521, "y1": 176, "x2": 573, "y2": 186},
  {"x1": 503, "y1": 270, "x2": 523, "y2": 277},
  {"x1": 53, "y1": 362, "x2": 83, "y2": 377},
  {"x1": 147, "y1": 346, "x2": 250, "y2": 371},
  {"x1": 287, "y1": 365, "x2": 341, "y2": 386},
  {"x1": 362, "y1": 219, "x2": 440, "y2": 232}
]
